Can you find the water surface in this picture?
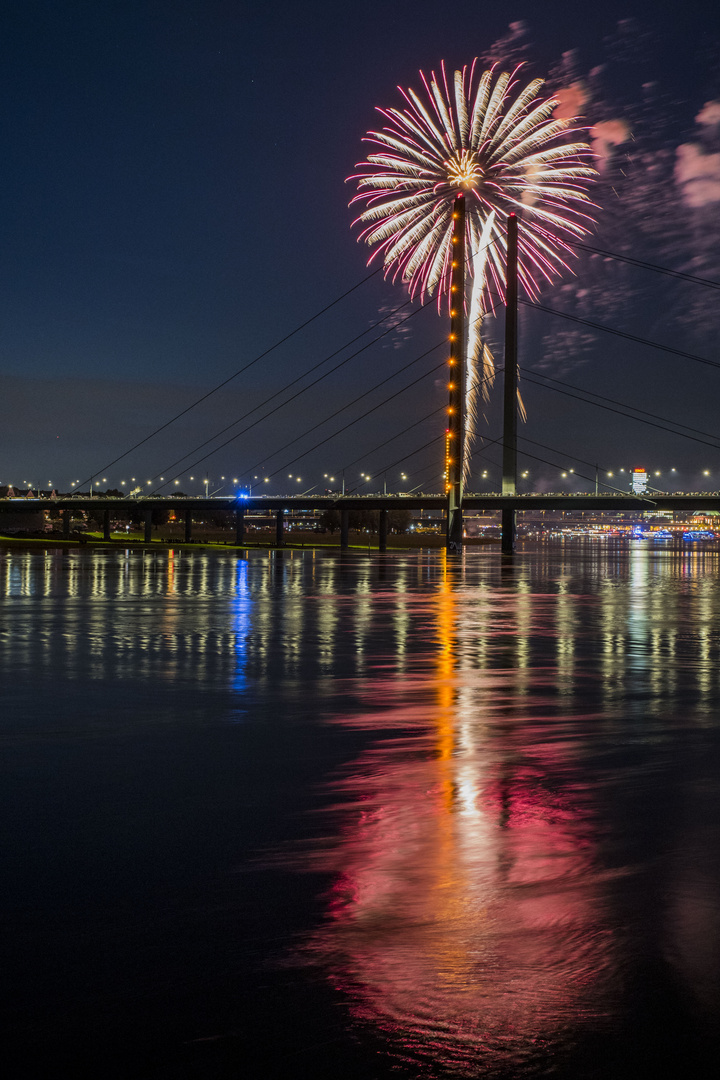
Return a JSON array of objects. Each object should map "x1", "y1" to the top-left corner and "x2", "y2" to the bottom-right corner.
[{"x1": 2, "y1": 543, "x2": 720, "y2": 1078}]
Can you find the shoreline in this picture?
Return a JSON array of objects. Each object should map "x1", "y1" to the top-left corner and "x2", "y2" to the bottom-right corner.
[{"x1": 0, "y1": 532, "x2": 469, "y2": 553}]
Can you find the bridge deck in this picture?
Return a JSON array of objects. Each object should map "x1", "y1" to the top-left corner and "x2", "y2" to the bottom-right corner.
[{"x1": 2, "y1": 494, "x2": 720, "y2": 515}]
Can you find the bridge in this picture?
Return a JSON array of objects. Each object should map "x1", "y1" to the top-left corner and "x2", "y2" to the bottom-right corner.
[
  {"x1": 2, "y1": 492, "x2": 719, "y2": 550},
  {"x1": 4, "y1": 225, "x2": 719, "y2": 551}
]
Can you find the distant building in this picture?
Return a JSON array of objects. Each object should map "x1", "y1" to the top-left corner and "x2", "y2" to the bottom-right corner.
[
  {"x1": 631, "y1": 468, "x2": 648, "y2": 495},
  {"x1": 0, "y1": 486, "x2": 57, "y2": 534}
]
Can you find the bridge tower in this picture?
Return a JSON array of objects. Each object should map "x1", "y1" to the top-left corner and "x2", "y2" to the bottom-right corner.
[
  {"x1": 446, "y1": 194, "x2": 466, "y2": 550},
  {"x1": 501, "y1": 213, "x2": 519, "y2": 553},
  {"x1": 446, "y1": 205, "x2": 519, "y2": 554}
]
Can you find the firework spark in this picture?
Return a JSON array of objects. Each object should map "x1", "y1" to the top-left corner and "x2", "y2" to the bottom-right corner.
[{"x1": 349, "y1": 61, "x2": 595, "y2": 479}]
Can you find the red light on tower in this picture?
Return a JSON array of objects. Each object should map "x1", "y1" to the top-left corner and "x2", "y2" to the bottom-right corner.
[{"x1": 631, "y1": 467, "x2": 648, "y2": 494}]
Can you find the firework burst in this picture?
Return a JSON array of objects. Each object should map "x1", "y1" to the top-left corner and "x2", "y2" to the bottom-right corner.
[{"x1": 349, "y1": 61, "x2": 595, "y2": 480}]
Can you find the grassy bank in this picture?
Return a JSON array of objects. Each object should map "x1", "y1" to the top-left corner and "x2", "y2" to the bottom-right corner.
[{"x1": 0, "y1": 528, "x2": 463, "y2": 551}]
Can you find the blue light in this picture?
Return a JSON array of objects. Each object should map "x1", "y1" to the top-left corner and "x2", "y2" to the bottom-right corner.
[{"x1": 235, "y1": 491, "x2": 249, "y2": 500}]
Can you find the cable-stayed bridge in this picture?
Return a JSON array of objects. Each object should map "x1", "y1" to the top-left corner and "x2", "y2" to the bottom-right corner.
[
  {"x1": 2, "y1": 229, "x2": 719, "y2": 550},
  {"x1": 3, "y1": 492, "x2": 720, "y2": 550}
]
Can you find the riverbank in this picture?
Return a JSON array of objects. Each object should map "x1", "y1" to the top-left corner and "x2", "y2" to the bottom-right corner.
[{"x1": 0, "y1": 528, "x2": 468, "y2": 552}]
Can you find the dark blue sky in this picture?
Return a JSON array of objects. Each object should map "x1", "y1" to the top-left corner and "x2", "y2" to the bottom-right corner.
[{"x1": 1, "y1": 1, "x2": 719, "y2": 494}]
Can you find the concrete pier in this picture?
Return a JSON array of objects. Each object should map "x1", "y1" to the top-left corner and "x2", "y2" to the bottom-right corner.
[
  {"x1": 501, "y1": 508, "x2": 516, "y2": 554},
  {"x1": 184, "y1": 509, "x2": 192, "y2": 543},
  {"x1": 103, "y1": 509, "x2": 111, "y2": 542},
  {"x1": 144, "y1": 508, "x2": 153, "y2": 544},
  {"x1": 235, "y1": 506, "x2": 245, "y2": 545},
  {"x1": 275, "y1": 509, "x2": 284, "y2": 547},
  {"x1": 340, "y1": 508, "x2": 349, "y2": 550},
  {"x1": 379, "y1": 508, "x2": 388, "y2": 552}
]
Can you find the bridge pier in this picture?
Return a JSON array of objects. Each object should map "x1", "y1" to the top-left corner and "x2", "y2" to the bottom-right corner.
[
  {"x1": 379, "y1": 508, "x2": 388, "y2": 552},
  {"x1": 501, "y1": 509, "x2": 516, "y2": 555},
  {"x1": 184, "y1": 509, "x2": 192, "y2": 543},
  {"x1": 340, "y1": 508, "x2": 349, "y2": 550},
  {"x1": 144, "y1": 508, "x2": 153, "y2": 544},
  {"x1": 275, "y1": 509, "x2": 284, "y2": 547},
  {"x1": 62, "y1": 510, "x2": 70, "y2": 539},
  {"x1": 103, "y1": 509, "x2": 111, "y2": 542},
  {"x1": 235, "y1": 506, "x2": 245, "y2": 545}
]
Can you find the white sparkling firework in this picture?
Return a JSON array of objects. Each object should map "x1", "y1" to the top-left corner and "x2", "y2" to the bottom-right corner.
[{"x1": 349, "y1": 61, "x2": 595, "y2": 480}]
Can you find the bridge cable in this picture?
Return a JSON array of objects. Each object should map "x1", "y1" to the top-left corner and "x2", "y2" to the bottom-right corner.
[
  {"x1": 150, "y1": 237, "x2": 504, "y2": 488},
  {"x1": 477, "y1": 279, "x2": 720, "y2": 374},
  {"x1": 340, "y1": 405, "x2": 447, "y2": 475},
  {"x1": 559, "y1": 237, "x2": 720, "y2": 291},
  {"x1": 520, "y1": 372, "x2": 720, "y2": 453},
  {"x1": 521, "y1": 299, "x2": 720, "y2": 372},
  {"x1": 250, "y1": 304, "x2": 506, "y2": 486},
  {"x1": 471, "y1": 437, "x2": 651, "y2": 500},
  {"x1": 78, "y1": 264, "x2": 385, "y2": 486},
  {"x1": 259, "y1": 352, "x2": 448, "y2": 484},
  {"x1": 241, "y1": 350, "x2": 447, "y2": 480},
  {"x1": 338, "y1": 368, "x2": 503, "y2": 486},
  {"x1": 87, "y1": 235, "x2": 504, "y2": 489},
  {"x1": 250, "y1": 294, "x2": 506, "y2": 482},
  {"x1": 522, "y1": 367, "x2": 720, "y2": 446},
  {"x1": 149, "y1": 296, "x2": 435, "y2": 490},
  {"x1": 151, "y1": 312, "x2": 442, "y2": 492}
]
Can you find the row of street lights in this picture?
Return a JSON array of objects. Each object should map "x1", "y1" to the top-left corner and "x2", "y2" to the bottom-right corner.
[
  {"x1": 7, "y1": 465, "x2": 717, "y2": 498},
  {"x1": 56, "y1": 471, "x2": 415, "y2": 496}
]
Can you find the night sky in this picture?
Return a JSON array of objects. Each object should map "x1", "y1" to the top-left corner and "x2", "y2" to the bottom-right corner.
[{"x1": 1, "y1": 0, "x2": 719, "y2": 496}]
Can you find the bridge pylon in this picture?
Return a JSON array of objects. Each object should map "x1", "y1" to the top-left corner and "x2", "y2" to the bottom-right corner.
[
  {"x1": 501, "y1": 213, "x2": 518, "y2": 554},
  {"x1": 446, "y1": 194, "x2": 466, "y2": 551}
]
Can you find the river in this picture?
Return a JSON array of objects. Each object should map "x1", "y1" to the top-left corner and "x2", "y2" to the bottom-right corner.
[{"x1": 2, "y1": 542, "x2": 720, "y2": 1078}]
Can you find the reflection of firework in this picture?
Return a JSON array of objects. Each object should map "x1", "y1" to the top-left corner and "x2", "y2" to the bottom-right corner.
[{"x1": 301, "y1": 699, "x2": 615, "y2": 1076}]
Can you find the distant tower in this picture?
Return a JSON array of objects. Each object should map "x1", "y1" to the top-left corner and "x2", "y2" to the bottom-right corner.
[{"x1": 631, "y1": 467, "x2": 648, "y2": 495}]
